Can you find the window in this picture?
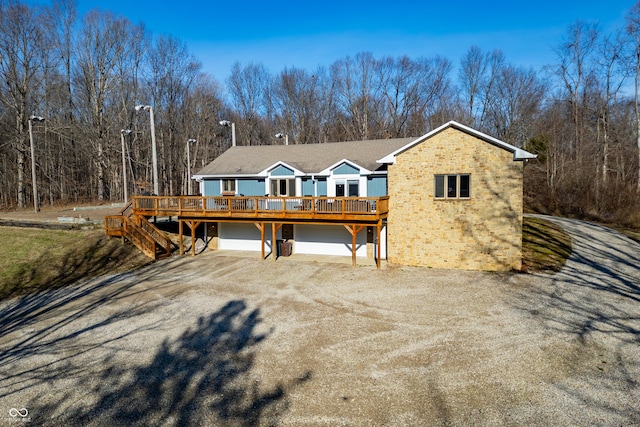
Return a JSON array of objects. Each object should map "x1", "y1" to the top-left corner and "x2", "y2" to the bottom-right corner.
[
  {"x1": 335, "y1": 180, "x2": 359, "y2": 197},
  {"x1": 270, "y1": 178, "x2": 295, "y2": 196},
  {"x1": 222, "y1": 179, "x2": 236, "y2": 194},
  {"x1": 348, "y1": 180, "x2": 359, "y2": 197},
  {"x1": 434, "y1": 174, "x2": 470, "y2": 199}
]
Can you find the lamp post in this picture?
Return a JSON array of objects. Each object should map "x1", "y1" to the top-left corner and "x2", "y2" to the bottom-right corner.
[
  {"x1": 28, "y1": 115, "x2": 44, "y2": 213},
  {"x1": 135, "y1": 104, "x2": 159, "y2": 195},
  {"x1": 186, "y1": 138, "x2": 196, "y2": 195},
  {"x1": 275, "y1": 132, "x2": 289, "y2": 145},
  {"x1": 120, "y1": 129, "x2": 132, "y2": 203},
  {"x1": 219, "y1": 120, "x2": 236, "y2": 147}
]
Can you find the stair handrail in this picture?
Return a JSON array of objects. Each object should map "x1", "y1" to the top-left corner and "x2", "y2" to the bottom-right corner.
[
  {"x1": 136, "y1": 215, "x2": 172, "y2": 256},
  {"x1": 123, "y1": 217, "x2": 157, "y2": 259},
  {"x1": 120, "y1": 202, "x2": 134, "y2": 218}
]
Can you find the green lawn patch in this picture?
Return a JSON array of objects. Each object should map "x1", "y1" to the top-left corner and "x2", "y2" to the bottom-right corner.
[
  {"x1": 522, "y1": 217, "x2": 572, "y2": 272},
  {"x1": 0, "y1": 227, "x2": 151, "y2": 300},
  {"x1": 618, "y1": 228, "x2": 640, "y2": 244}
]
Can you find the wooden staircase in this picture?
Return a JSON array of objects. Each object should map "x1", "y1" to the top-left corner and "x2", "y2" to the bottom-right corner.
[{"x1": 105, "y1": 203, "x2": 172, "y2": 260}]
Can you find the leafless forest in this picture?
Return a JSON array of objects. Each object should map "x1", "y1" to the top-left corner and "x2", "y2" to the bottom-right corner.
[{"x1": 2, "y1": 0, "x2": 640, "y2": 226}]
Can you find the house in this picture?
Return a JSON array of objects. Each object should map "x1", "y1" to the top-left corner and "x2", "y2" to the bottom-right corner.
[{"x1": 191, "y1": 121, "x2": 536, "y2": 271}]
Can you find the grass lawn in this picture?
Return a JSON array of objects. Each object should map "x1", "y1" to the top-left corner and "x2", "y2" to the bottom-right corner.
[
  {"x1": 618, "y1": 228, "x2": 640, "y2": 244},
  {"x1": 0, "y1": 226, "x2": 151, "y2": 299},
  {"x1": 522, "y1": 216, "x2": 572, "y2": 272}
]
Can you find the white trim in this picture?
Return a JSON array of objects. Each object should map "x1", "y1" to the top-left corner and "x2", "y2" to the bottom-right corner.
[
  {"x1": 193, "y1": 173, "x2": 257, "y2": 180},
  {"x1": 328, "y1": 175, "x2": 367, "y2": 197},
  {"x1": 220, "y1": 178, "x2": 237, "y2": 195},
  {"x1": 269, "y1": 176, "x2": 296, "y2": 196},
  {"x1": 258, "y1": 161, "x2": 304, "y2": 177},
  {"x1": 377, "y1": 120, "x2": 537, "y2": 164},
  {"x1": 319, "y1": 158, "x2": 371, "y2": 176}
]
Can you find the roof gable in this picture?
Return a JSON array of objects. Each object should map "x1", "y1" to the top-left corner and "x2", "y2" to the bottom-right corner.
[
  {"x1": 263, "y1": 162, "x2": 299, "y2": 177},
  {"x1": 332, "y1": 162, "x2": 361, "y2": 175},
  {"x1": 318, "y1": 159, "x2": 369, "y2": 176},
  {"x1": 377, "y1": 121, "x2": 537, "y2": 164}
]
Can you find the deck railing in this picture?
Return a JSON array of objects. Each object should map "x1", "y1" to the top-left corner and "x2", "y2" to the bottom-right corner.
[
  {"x1": 124, "y1": 219, "x2": 158, "y2": 259},
  {"x1": 132, "y1": 195, "x2": 388, "y2": 219},
  {"x1": 134, "y1": 215, "x2": 173, "y2": 255},
  {"x1": 105, "y1": 215, "x2": 125, "y2": 233}
]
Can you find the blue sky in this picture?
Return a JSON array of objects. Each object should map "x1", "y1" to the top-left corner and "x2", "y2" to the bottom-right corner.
[{"x1": 34, "y1": 1, "x2": 639, "y2": 82}]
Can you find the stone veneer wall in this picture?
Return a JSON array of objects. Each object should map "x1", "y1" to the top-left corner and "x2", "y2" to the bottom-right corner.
[{"x1": 387, "y1": 127, "x2": 524, "y2": 271}]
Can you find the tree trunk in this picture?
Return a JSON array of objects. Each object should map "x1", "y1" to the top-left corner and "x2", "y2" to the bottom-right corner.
[
  {"x1": 636, "y1": 50, "x2": 640, "y2": 192},
  {"x1": 97, "y1": 137, "x2": 104, "y2": 200},
  {"x1": 17, "y1": 146, "x2": 26, "y2": 209}
]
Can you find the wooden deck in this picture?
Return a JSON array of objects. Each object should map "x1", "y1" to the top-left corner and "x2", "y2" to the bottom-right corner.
[
  {"x1": 131, "y1": 195, "x2": 389, "y2": 222},
  {"x1": 107, "y1": 195, "x2": 388, "y2": 268}
]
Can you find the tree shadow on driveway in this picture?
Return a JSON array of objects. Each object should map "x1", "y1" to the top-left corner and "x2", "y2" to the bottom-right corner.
[
  {"x1": 519, "y1": 217, "x2": 640, "y2": 343},
  {"x1": 28, "y1": 300, "x2": 311, "y2": 426},
  {"x1": 511, "y1": 216, "x2": 640, "y2": 424},
  {"x1": 0, "y1": 267, "x2": 168, "y2": 402}
]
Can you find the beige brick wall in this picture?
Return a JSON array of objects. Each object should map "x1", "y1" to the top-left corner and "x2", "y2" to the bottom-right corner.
[{"x1": 387, "y1": 127, "x2": 524, "y2": 271}]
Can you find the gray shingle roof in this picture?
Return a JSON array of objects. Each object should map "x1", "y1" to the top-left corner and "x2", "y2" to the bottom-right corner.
[{"x1": 193, "y1": 137, "x2": 415, "y2": 177}]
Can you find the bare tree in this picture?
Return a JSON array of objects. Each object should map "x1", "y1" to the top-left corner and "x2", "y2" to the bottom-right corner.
[
  {"x1": 458, "y1": 46, "x2": 504, "y2": 131},
  {"x1": 0, "y1": 0, "x2": 51, "y2": 208},
  {"x1": 485, "y1": 64, "x2": 546, "y2": 147},
  {"x1": 553, "y1": 21, "x2": 599, "y2": 161},
  {"x1": 52, "y1": 0, "x2": 76, "y2": 122},
  {"x1": 227, "y1": 61, "x2": 271, "y2": 145},
  {"x1": 144, "y1": 34, "x2": 201, "y2": 195},
  {"x1": 271, "y1": 66, "x2": 328, "y2": 143},
  {"x1": 380, "y1": 55, "x2": 452, "y2": 137},
  {"x1": 74, "y1": 10, "x2": 138, "y2": 200},
  {"x1": 627, "y1": 2, "x2": 640, "y2": 191},
  {"x1": 594, "y1": 30, "x2": 629, "y2": 187},
  {"x1": 330, "y1": 52, "x2": 385, "y2": 140},
  {"x1": 181, "y1": 73, "x2": 224, "y2": 193}
]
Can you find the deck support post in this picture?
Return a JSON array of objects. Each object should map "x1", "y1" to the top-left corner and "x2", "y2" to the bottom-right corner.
[
  {"x1": 344, "y1": 224, "x2": 365, "y2": 267},
  {"x1": 272, "y1": 222, "x2": 276, "y2": 262},
  {"x1": 192, "y1": 221, "x2": 202, "y2": 256},
  {"x1": 179, "y1": 220, "x2": 184, "y2": 255},
  {"x1": 182, "y1": 220, "x2": 202, "y2": 256},
  {"x1": 254, "y1": 222, "x2": 265, "y2": 260},
  {"x1": 191, "y1": 221, "x2": 197, "y2": 256},
  {"x1": 270, "y1": 222, "x2": 283, "y2": 261},
  {"x1": 376, "y1": 221, "x2": 382, "y2": 269}
]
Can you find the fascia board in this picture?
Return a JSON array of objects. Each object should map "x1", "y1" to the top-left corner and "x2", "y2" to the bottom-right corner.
[
  {"x1": 258, "y1": 161, "x2": 304, "y2": 177},
  {"x1": 318, "y1": 158, "x2": 372, "y2": 176},
  {"x1": 376, "y1": 121, "x2": 537, "y2": 163}
]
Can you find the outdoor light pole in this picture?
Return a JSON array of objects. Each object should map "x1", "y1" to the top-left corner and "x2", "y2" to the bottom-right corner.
[
  {"x1": 275, "y1": 132, "x2": 289, "y2": 145},
  {"x1": 28, "y1": 115, "x2": 44, "y2": 213},
  {"x1": 186, "y1": 138, "x2": 196, "y2": 195},
  {"x1": 219, "y1": 120, "x2": 236, "y2": 147},
  {"x1": 121, "y1": 129, "x2": 132, "y2": 203},
  {"x1": 135, "y1": 104, "x2": 159, "y2": 195}
]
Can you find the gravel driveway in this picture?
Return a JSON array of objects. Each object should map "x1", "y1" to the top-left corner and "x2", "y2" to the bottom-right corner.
[{"x1": 0, "y1": 215, "x2": 638, "y2": 426}]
